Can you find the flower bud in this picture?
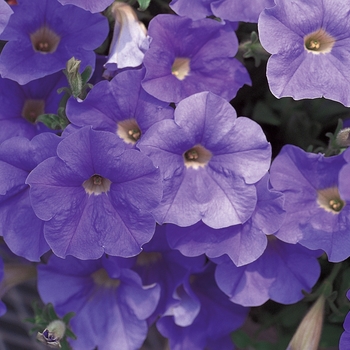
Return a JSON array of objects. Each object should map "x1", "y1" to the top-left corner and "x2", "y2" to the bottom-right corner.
[
  {"x1": 287, "y1": 295, "x2": 325, "y2": 350},
  {"x1": 37, "y1": 319, "x2": 66, "y2": 348},
  {"x1": 65, "y1": 57, "x2": 82, "y2": 98}
]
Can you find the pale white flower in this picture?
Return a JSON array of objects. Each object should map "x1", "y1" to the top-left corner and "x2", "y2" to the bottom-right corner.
[{"x1": 104, "y1": 2, "x2": 149, "y2": 76}]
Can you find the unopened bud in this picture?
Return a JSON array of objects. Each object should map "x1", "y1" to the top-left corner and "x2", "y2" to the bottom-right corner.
[
  {"x1": 65, "y1": 57, "x2": 82, "y2": 98},
  {"x1": 287, "y1": 295, "x2": 325, "y2": 350},
  {"x1": 37, "y1": 319, "x2": 66, "y2": 348},
  {"x1": 104, "y1": 2, "x2": 149, "y2": 77}
]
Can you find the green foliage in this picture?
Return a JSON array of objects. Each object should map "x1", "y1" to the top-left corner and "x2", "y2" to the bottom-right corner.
[
  {"x1": 231, "y1": 262, "x2": 350, "y2": 349},
  {"x1": 36, "y1": 113, "x2": 69, "y2": 130}
]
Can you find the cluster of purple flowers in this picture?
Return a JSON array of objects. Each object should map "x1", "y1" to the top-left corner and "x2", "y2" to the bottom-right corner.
[{"x1": 0, "y1": 0, "x2": 350, "y2": 349}]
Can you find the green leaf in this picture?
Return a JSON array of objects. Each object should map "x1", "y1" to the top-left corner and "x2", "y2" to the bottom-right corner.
[
  {"x1": 319, "y1": 323, "x2": 343, "y2": 348},
  {"x1": 137, "y1": 0, "x2": 151, "y2": 11},
  {"x1": 231, "y1": 330, "x2": 251, "y2": 347},
  {"x1": 48, "y1": 303, "x2": 58, "y2": 320}
]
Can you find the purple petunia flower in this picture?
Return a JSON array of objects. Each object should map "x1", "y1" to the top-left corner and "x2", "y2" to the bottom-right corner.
[
  {"x1": 170, "y1": 0, "x2": 275, "y2": 23},
  {"x1": 0, "y1": 0, "x2": 108, "y2": 85},
  {"x1": 0, "y1": 0, "x2": 12, "y2": 35},
  {"x1": 138, "y1": 91, "x2": 271, "y2": 229},
  {"x1": 57, "y1": 0, "x2": 113, "y2": 13},
  {"x1": 157, "y1": 262, "x2": 248, "y2": 350},
  {"x1": 133, "y1": 224, "x2": 206, "y2": 324},
  {"x1": 0, "y1": 72, "x2": 66, "y2": 144},
  {"x1": 38, "y1": 254, "x2": 160, "y2": 350},
  {"x1": 0, "y1": 133, "x2": 60, "y2": 261},
  {"x1": 340, "y1": 290, "x2": 350, "y2": 350},
  {"x1": 26, "y1": 126, "x2": 163, "y2": 260},
  {"x1": 214, "y1": 237, "x2": 321, "y2": 306},
  {"x1": 339, "y1": 147, "x2": 350, "y2": 204},
  {"x1": 270, "y1": 144, "x2": 350, "y2": 262},
  {"x1": 0, "y1": 257, "x2": 5, "y2": 316},
  {"x1": 66, "y1": 67, "x2": 173, "y2": 147},
  {"x1": 141, "y1": 14, "x2": 251, "y2": 103},
  {"x1": 166, "y1": 173, "x2": 285, "y2": 266},
  {"x1": 259, "y1": 0, "x2": 350, "y2": 106}
]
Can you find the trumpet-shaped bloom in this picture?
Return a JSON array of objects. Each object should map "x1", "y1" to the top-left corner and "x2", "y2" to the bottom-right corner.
[
  {"x1": 270, "y1": 145, "x2": 350, "y2": 262},
  {"x1": 26, "y1": 127, "x2": 163, "y2": 260},
  {"x1": 0, "y1": 72, "x2": 66, "y2": 144},
  {"x1": 0, "y1": 133, "x2": 60, "y2": 261},
  {"x1": 157, "y1": 263, "x2": 248, "y2": 350},
  {"x1": 259, "y1": 0, "x2": 350, "y2": 106},
  {"x1": 104, "y1": 2, "x2": 149, "y2": 75},
  {"x1": 141, "y1": 15, "x2": 251, "y2": 103},
  {"x1": 38, "y1": 254, "x2": 160, "y2": 350},
  {"x1": 67, "y1": 67, "x2": 173, "y2": 147},
  {"x1": 0, "y1": 257, "x2": 5, "y2": 316},
  {"x1": 133, "y1": 225, "x2": 206, "y2": 324},
  {"x1": 138, "y1": 92, "x2": 271, "y2": 228},
  {"x1": 214, "y1": 238, "x2": 321, "y2": 306},
  {"x1": 339, "y1": 147, "x2": 350, "y2": 204},
  {"x1": 0, "y1": 0, "x2": 108, "y2": 84},
  {"x1": 166, "y1": 174, "x2": 285, "y2": 266}
]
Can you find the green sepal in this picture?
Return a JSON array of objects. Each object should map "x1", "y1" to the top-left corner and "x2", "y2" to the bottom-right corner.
[
  {"x1": 240, "y1": 31, "x2": 270, "y2": 67},
  {"x1": 47, "y1": 303, "x2": 58, "y2": 320},
  {"x1": 65, "y1": 328, "x2": 77, "y2": 340},
  {"x1": 62, "y1": 312, "x2": 75, "y2": 324},
  {"x1": 137, "y1": 0, "x2": 151, "y2": 11},
  {"x1": 81, "y1": 65, "x2": 92, "y2": 86},
  {"x1": 36, "y1": 114, "x2": 62, "y2": 130},
  {"x1": 36, "y1": 112, "x2": 69, "y2": 130}
]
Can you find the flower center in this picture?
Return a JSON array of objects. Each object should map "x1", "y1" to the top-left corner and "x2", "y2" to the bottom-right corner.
[
  {"x1": 117, "y1": 118, "x2": 141, "y2": 144},
  {"x1": 183, "y1": 144, "x2": 212, "y2": 169},
  {"x1": 91, "y1": 268, "x2": 120, "y2": 288},
  {"x1": 317, "y1": 187, "x2": 345, "y2": 214},
  {"x1": 304, "y1": 28, "x2": 335, "y2": 54},
  {"x1": 83, "y1": 174, "x2": 112, "y2": 195},
  {"x1": 21, "y1": 99, "x2": 45, "y2": 124},
  {"x1": 136, "y1": 252, "x2": 162, "y2": 266},
  {"x1": 30, "y1": 26, "x2": 61, "y2": 54},
  {"x1": 171, "y1": 57, "x2": 191, "y2": 80}
]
